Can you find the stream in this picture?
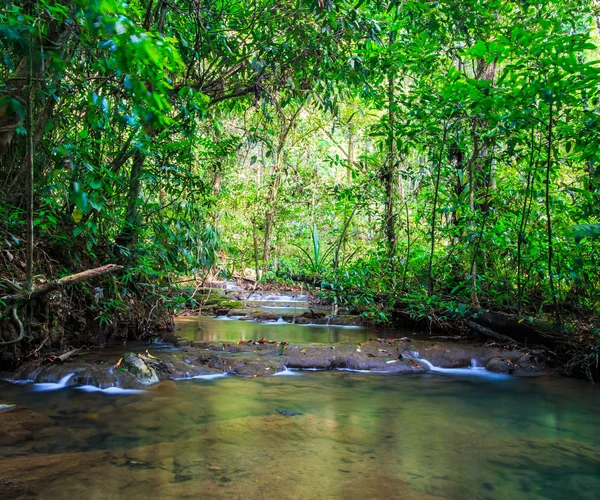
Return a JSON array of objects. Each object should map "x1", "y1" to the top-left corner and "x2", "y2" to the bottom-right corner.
[{"x1": 1, "y1": 307, "x2": 600, "y2": 498}]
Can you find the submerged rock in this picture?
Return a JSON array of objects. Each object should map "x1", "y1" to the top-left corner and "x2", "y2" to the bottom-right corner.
[
  {"x1": 0, "y1": 478, "x2": 36, "y2": 500},
  {"x1": 276, "y1": 408, "x2": 303, "y2": 417}
]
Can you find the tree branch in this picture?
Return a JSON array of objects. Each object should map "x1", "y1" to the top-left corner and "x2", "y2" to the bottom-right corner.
[{"x1": 2, "y1": 264, "x2": 123, "y2": 303}]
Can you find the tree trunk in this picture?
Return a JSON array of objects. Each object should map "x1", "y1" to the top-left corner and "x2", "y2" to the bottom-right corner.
[
  {"x1": 384, "y1": 72, "x2": 397, "y2": 259},
  {"x1": 545, "y1": 102, "x2": 562, "y2": 327},
  {"x1": 0, "y1": 58, "x2": 28, "y2": 160},
  {"x1": 116, "y1": 147, "x2": 146, "y2": 249},
  {"x1": 25, "y1": 29, "x2": 35, "y2": 292},
  {"x1": 427, "y1": 124, "x2": 448, "y2": 297}
]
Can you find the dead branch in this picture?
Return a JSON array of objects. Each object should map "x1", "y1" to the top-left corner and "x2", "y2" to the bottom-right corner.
[
  {"x1": 2, "y1": 264, "x2": 123, "y2": 303},
  {"x1": 50, "y1": 348, "x2": 80, "y2": 363}
]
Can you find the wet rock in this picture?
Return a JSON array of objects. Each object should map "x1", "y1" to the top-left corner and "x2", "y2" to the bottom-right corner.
[
  {"x1": 292, "y1": 316, "x2": 312, "y2": 325},
  {"x1": 344, "y1": 356, "x2": 423, "y2": 373},
  {"x1": 485, "y1": 357, "x2": 512, "y2": 373},
  {"x1": 328, "y1": 315, "x2": 365, "y2": 327},
  {"x1": 485, "y1": 353, "x2": 546, "y2": 375},
  {"x1": 251, "y1": 312, "x2": 281, "y2": 322},
  {"x1": 404, "y1": 341, "x2": 500, "y2": 368},
  {"x1": 503, "y1": 351, "x2": 524, "y2": 363},
  {"x1": 0, "y1": 404, "x2": 16, "y2": 413},
  {"x1": 121, "y1": 353, "x2": 159, "y2": 386},
  {"x1": 227, "y1": 309, "x2": 254, "y2": 317}
]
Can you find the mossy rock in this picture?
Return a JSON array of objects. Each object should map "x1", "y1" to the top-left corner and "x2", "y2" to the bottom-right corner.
[
  {"x1": 227, "y1": 309, "x2": 254, "y2": 317},
  {"x1": 121, "y1": 353, "x2": 159, "y2": 386},
  {"x1": 220, "y1": 300, "x2": 243, "y2": 308},
  {"x1": 202, "y1": 296, "x2": 225, "y2": 305}
]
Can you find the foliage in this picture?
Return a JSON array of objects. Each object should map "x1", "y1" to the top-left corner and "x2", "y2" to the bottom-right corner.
[{"x1": 0, "y1": 0, "x2": 598, "y2": 363}]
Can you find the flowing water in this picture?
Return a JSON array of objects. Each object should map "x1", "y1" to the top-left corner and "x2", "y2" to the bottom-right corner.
[{"x1": 1, "y1": 318, "x2": 600, "y2": 499}]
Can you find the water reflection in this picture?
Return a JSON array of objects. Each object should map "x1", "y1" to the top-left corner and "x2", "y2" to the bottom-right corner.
[
  {"x1": 175, "y1": 316, "x2": 383, "y2": 344},
  {"x1": 1, "y1": 317, "x2": 600, "y2": 499}
]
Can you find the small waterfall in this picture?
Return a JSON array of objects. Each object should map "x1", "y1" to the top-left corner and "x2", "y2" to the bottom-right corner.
[
  {"x1": 172, "y1": 373, "x2": 228, "y2": 381},
  {"x1": 274, "y1": 364, "x2": 301, "y2": 376},
  {"x1": 76, "y1": 385, "x2": 145, "y2": 394},
  {"x1": 412, "y1": 356, "x2": 510, "y2": 379},
  {"x1": 326, "y1": 316, "x2": 331, "y2": 326},
  {"x1": 471, "y1": 359, "x2": 479, "y2": 368},
  {"x1": 32, "y1": 373, "x2": 75, "y2": 392}
]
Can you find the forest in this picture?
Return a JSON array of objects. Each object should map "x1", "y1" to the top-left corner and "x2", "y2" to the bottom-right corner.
[
  {"x1": 0, "y1": 0, "x2": 599, "y2": 375},
  {"x1": 2, "y1": 1, "x2": 600, "y2": 499}
]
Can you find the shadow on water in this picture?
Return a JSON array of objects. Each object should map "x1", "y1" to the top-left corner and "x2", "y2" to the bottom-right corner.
[{"x1": 1, "y1": 318, "x2": 600, "y2": 499}]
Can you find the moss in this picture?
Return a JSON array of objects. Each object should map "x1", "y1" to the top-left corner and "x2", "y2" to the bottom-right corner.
[{"x1": 220, "y1": 300, "x2": 243, "y2": 308}]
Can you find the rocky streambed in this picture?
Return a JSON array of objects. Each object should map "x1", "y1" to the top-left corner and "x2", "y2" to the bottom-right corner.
[{"x1": 2, "y1": 335, "x2": 550, "y2": 392}]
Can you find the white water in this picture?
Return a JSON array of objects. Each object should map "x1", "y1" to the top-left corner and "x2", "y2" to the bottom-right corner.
[
  {"x1": 246, "y1": 293, "x2": 308, "y2": 303},
  {"x1": 75, "y1": 385, "x2": 145, "y2": 395},
  {"x1": 273, "y1": 365, "x2": 301, "y2": 376},
  {"x1": 172, "y1": 373, "x2": 228, "y2": 381},
  {"x1": 336, "y1": 368, "x2": 389, "y2": 374},
  {"x1": 214, "y1": 316, "x2": 244, "y2": 321},
  {"x1": 416, "y1": 358, "x2": 511, "y2": 380},
  {"x1": 263, "y1": 317, "x2": 287, "y2": 325},
  {"x1": 3, "y1": 378, "x2": 33, "y2": 385},
  {"x1": 31, "y1": 373, "x2": 75, "y2": 392}
]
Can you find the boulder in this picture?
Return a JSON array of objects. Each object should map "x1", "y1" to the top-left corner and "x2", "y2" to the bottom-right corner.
[{"x1": 120, "y1": 353, "x2": 159, "y2": 386}]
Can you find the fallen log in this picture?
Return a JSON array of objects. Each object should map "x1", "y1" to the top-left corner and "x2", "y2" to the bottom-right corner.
[
  {"x1": 470, "y1": 309, "x2": 560, "y2": 346},
  {"x1": 48, "y1": 348, "x2": 80, "y2": 364},
  {"x1": 1, "y1": 264, "x2": 123, "y2": 303},
  {"x1": 467, "y1": 321, "x2": 517, "y2": 344}
]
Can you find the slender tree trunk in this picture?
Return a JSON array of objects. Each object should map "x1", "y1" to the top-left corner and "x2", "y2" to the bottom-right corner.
[
  {"x1": 384, "y1": 72, "x2": 397, "y2": 259},
  {"x1": 252, "y1": 219, "x2": 260, "y2": 280},
  {"x1": 427, "y1": 124, "x2": 448, "y2": 297},
  {"x1": 0, "y1": 58, "x2": 28, "y2": 160},
  {"x1": 466, "y1": 58, "x2": 497, "y2": 307},
  {"x1": 400, "y1": 197, "x2": 411, "y2": 291},
  {"x1": 262, "y1": 162, "x2": 281, "y2": 272},
  {"x1": 517, "y1": 127, "x2": 537, "y2": 313},
  {"x1": 116, "y1": 147, "x2": 145, "y2": 249},
  {"x1": 25, "y1": 17, "x2": 35, "y2": 292},
  {"x1": 333, "y1": 205, "x2": 358, "y2": 272},
  {"x1": 468, "y1": 121, "x2": 480, "y2": 308},
  {"x1": 545, "y1": 102, "x2": 562, "y2": 326}
]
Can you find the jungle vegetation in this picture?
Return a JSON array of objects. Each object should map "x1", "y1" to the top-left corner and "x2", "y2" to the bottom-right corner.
[{"x1": 0, "y1": 0, "x2": 599, "y2": 372}]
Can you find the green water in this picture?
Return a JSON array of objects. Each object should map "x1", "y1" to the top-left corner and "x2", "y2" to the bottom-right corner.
[
  {"x1": 176, "y1": 315, "x2": 382, "y2": 343},
  {"x1": 1, "y1": 320, "x2": 600, "y2": 499}
]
